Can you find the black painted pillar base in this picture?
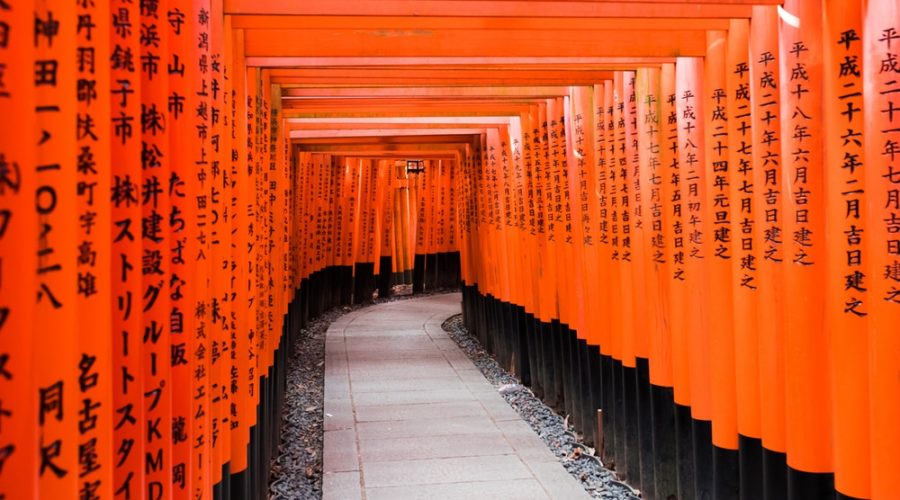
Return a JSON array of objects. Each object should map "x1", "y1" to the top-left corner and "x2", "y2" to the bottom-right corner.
[
  {"x1": 448, "y1": 251, "x2": 461, "y2": 286},
  {"x1": 624, "y1": 364, "x2": 641, "y2": 487},
  {"x1": 675, "y1": 403, "x2": 696, "y2": 500},
  {"x1": 578, "y1": 339, "x2": 594, "y2": 447},
  {"x1": 412, "y1": 253, "x2": 426, "y2": 293},
  {"x1": 714, "y1": 445, "x2": 740, "y2": 500},
  {"x1": 601, "y1": 354, "x2": 616, "y2": 466},
  {"x1": 338, "y1": 265, "x2": 353, "y2": 305},
  {"x1": 788, "y1": 466, "x2": 835, "y2": 500},
  {"x1": 613, "y1": 359, "x2": 626, "y2": 476},
  {"x1": 692, "y1": 419, "x2": 713, "y2": 500},
  {"x1": 588, "y1": 346, "x2": 603, "y2": 452},
  {"x1": 425, "y1": 253, "x2": 439, "y2": 290},
  {"x1": 330, "y1": 267, "x2": 340, "y2": 309},
  {"x1": 516, "y1": 306, "x2": 531, "y2": 386},
  {"x1": 435, "y1": 252, "x2": 449, "y2": 288},
  {"x1": 526, "y1": 315, "x2": 544, "y2": 399},
  {"x1": 376, "y1": 256, "x2": 393, "y2": 298},
  {"x1": 562, "y1": 326, "x2": 576, "y2": 430},
  {"x1": 353, "y1": 262, "x2": 376, "y2": 304},
  {"x1": 651, "y1": 385, "x2": 678, "y2": 500},
  {"x1": 636, "y1": 358, "x2": 655, "y2": 495},
  {"x1": 403, "y1": 268, "x2": 413, "y2": 286},
  {"x1": 763, "y1": 447, "x2": 787, "y2": 500},
  {"x1": 213, "y1": 463, "x2": 231, "y2": 500},
  {"x1": 738, "y1": 435, "x2": 764, "y2": 500}
]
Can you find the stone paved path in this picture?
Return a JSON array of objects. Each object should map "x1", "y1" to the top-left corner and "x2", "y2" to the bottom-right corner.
[{"x1": 322, "y1": 292, "x2": 590, "y2": 500}]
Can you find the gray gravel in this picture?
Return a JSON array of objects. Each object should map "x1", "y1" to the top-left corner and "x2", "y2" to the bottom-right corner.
[
  {"x1": 442, "y1": 314, "x2": 641, "y2": 500},
  {"x1": 267, "y1": 289, "x2": 635, "y2": 500},
  {"x1": 268, "y1": 306, "x2": 338, "y2": 500},
  {"x1": 267, "y1": 286, "x2": 458, "y2": 500}
]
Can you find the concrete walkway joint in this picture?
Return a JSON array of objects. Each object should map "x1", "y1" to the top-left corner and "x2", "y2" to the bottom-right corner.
[{"x1": 322, "y1": 293, "x2": 590, "y2": 500}]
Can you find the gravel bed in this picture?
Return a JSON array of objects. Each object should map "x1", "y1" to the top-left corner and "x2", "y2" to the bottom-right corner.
[
  {"x1": 441, "y1": 314, "x2": 641, "y2": 500},
  {"x1": 268, "y1": 306, "x2": 341, "y2": 500},
  {"x1": 267, "y1": 286, "x2": 458, "y2": 499}
]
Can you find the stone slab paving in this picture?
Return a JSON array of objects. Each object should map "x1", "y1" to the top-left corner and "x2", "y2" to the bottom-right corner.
[{"x1": 323, "y1": 292, "x2": 590, "y2": 500}]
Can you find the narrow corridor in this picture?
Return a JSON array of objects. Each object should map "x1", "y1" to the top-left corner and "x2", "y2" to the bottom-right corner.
[
  {"x1": 322, "y1": 293, "x2": 588, "y2": 500},
  {"x1": 2, "y1": 1, "x2": 898, "y2": 498}
]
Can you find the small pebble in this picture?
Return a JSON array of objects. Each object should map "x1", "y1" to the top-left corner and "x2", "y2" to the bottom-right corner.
[{"x1": 498, "y1": 383, "x2": 525, "y2": 395}]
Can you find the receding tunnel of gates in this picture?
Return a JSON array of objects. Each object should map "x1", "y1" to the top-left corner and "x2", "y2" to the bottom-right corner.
[
  {"x1": 291, "y1": 154, "x2": 463, "y2": 301},
  {"x1": 3, "y1": 2, "x2": 899, "y2": 500},
  {"x1": 301, "y1": 40, "x2": 896, "y2": 500}
]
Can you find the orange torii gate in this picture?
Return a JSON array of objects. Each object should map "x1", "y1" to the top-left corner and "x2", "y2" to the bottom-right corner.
[{"x1": 1, "y1": 1, "x2": 898, "y2": 500}]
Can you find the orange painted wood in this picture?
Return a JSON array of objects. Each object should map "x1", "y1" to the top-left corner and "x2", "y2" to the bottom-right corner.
[
  {"x1": 607, "y1": 78, "x2": 624, "y2": 362},
  {"x1": 259, "y1": 58, "x2": 673, "y2": 70},
  {"x1": 567, "y1": 89, "x2": 593, "y2": 342},
  {"x1": 142, "y1": 0, "x2": 176, "y2": 494},
  {"x1": 447, "y1": 159, "x2": 459, "y2": 256},
  {"x1": 593, "y1": 81, "x2": 615, "y2": 358},
  {"x1": 629, "y1": 72, "x2": 651, "y2": 364},
  {"x1": 75, "y1": 0, "x2": 115, "y2": 494},
  {"x1": 660, "y1": 62, "x2": 690, "y2": 407},
  {"x1": 636, "y1": 68, "x2": 673, "y2": 387},
  {"x1": 230, "y1": 26, "x2": 252, "y2": 476},
  {"x1": 0, "y1": 2, "x2": 37, "y2": 498},
  {"x1": 297, "y1": 135, "x2": 482, "y2": 146},
  {"x1": 704, "y1": 29, "x2": 738, "y2": 451},
  {"x1": 232, "y1": 15, "x2": 730, "y2": 31},
  {"x1": 553, "y1": 97, "x2": 579, "y2": 331},
  {"x1": 521, "y1": 109, "x2": 541, "y2": 317},
  {"x1": 170, "y1": 1, "x2": 199, "y2": 494},
  {"x1": 537, "y1": 102, "x2": 560, "y2": 323},
  {"x1": 34, "y1": 0, "x2": 80, "y2": 495},
  {"x1": 725, "y1": 17, "x2": 761, "y2": 444},
  {"x1": 224, "y1": 0, "x2": 756, "y2": 19},
  {"x1": 750, "y1": 4, "x2": 786, "y2": 458},
  {"x1": 573, "y1": 86, "x2": 603, "y2": 346},
  {"x1": 109, "y1": 0, "x2": 148, "y2": 495},
  {"x1": 245, "y1": 65, "x2": 262, "y2": 468},
  {"x1": 283, "y1": 86, "x2": 575, "y2": 98},
  {"x1": 779, "y1": 0, "x2": 831, "y2": 475},
  {"x1": 209, "y1": 0, "x2": 228, "y2": 485},
  {"x1": 825, "y1": 0, "x2": 870, "y2": 496},
  {"x1": 863, "y1": 1, "x2": 900, "y2": 497},
  {"x1": 243, "y1": 28, "x2": 709, "y2": 58},
  {"x1": 333, "y1": 159, "x2": 349, "y2": 268},
  {"x1": 600, "y1": 80, "x2": 622, "y2": 360},
  {"x1": 621, "y1": 73, "x2": 639, "y2": 368},
  {"x1": 676, "y1": 57, "x2": 711, "y2": 420},
  {"x1": 376, "y1": 160, "x2": 393, "y2": 275},
  {"x1": 190, "y1": 2, "x2": 213, "y2": 495}
]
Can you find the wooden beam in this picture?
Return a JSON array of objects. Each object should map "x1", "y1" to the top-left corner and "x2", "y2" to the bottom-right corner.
[
  {"x1": 231, "y1": 15, "x2": 730, "y2": 31},
  {"x1": 283, "y1": 99, "x2": 537, "y2": 113},
  {"x1": 282, "y1": 86, "x2": 571, "y2": 97},
  {"x1": 225, "y1": 1, "x2": 759, "y2": 18},
  {"x1": 314, "y1": 154, "x2": 459, "y2": 160},
  {"x1": 287, "y1": 117, "x2": 516, "y2": 124},
  {"x1": 243, "y1": 28, "x2": 709, "y2": 57},
  {"x1": 272, "y1": 76, "x2": 615, "y2": 87},
  {"x1": 295, "y1": 134, "x2": 482, "y2": 145},
  {"x1": 267, "y1": 68, "x2": 617, "y2": 86},
  {"x1": 282, "y1": 97, "x2": 547, "y2": 108},
  {"x1": 290, "y1": 122, "x2": 508, "y2": 130},
  {"x1": 296, "y1": 144, "x2": 468, "y2": 154},
  {"x1": 290, "y1": 128, "x2": 497, "y2": 139},
  {"x1": 251, "y1": 56, "x2": 674, "y2": 67}
]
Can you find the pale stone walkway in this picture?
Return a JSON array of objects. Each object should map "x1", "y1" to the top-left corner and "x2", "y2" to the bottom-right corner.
[{"x1": 322, "y1": 292, "x2": 590, "y2": 500}]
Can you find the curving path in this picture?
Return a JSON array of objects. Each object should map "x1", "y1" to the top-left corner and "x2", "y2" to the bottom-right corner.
[{"x1": 322, "y1": 292, "x2": 590, "y2": 500}]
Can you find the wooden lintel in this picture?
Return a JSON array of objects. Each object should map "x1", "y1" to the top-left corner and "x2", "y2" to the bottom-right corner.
[{"x1": 225, "y1": 1, "x2": 759, "y2": 18}]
